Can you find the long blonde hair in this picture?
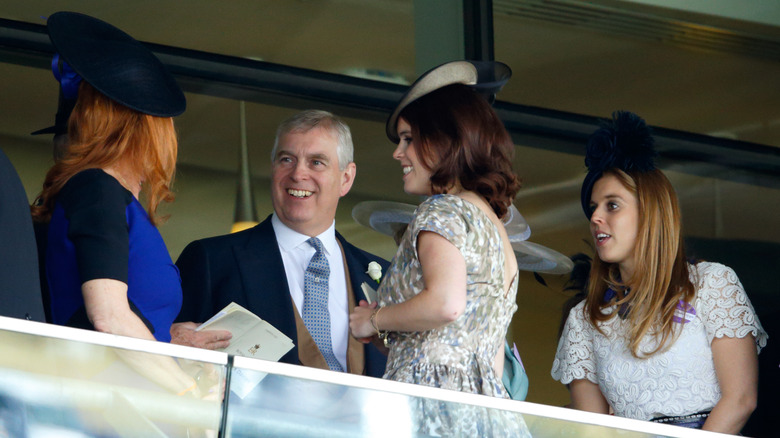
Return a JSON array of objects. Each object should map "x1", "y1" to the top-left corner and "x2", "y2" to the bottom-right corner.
[
  {"x1": 585, "y1": 168, "x2": 695, "y2": 357},
  {"x1": 32, "y1": 82, "x2": 178, "y2": 225}
]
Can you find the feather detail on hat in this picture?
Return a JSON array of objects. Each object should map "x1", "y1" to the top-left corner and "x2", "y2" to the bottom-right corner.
[
  {"x1": 580, "y1": 111, "x2": 658, "y2": 218},
  {"x1": 585, "y1": 111, "x2": 657, "y2": 175}
]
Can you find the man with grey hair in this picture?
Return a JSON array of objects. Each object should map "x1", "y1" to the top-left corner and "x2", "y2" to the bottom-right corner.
[{"x1": 172, "y1": 110, "x2": 389, "y2": 378}]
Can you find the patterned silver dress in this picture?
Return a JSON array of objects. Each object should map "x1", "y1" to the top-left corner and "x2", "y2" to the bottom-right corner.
[{"x1": 378, "y1": 194, "x2": 530, "y2": 437}]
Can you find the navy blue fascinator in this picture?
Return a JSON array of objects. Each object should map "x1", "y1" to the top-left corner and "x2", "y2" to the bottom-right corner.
[{"x1": 580, "y1": 111, "x2": 657, "y2": 218}]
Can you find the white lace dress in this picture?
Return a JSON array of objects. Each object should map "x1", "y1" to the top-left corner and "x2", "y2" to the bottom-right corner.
[{"x1": 551, "y1": 262, "x2": 767, "y2": 420}]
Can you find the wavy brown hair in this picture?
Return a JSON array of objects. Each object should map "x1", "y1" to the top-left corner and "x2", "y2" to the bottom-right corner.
[
  {"x1": 584, "y1": 168, "x2": 695, "y2": 357},
  {"x1": 399, "y1": 84, "x2": 521, "y2": 218},
  {"x1": 32, "y1": 82, "x2": 178, "y2": 225}
]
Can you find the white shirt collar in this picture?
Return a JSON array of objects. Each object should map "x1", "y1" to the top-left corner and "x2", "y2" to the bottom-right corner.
[{"x1": 271, "y1": 213, "x2": 338, "y2": 256}]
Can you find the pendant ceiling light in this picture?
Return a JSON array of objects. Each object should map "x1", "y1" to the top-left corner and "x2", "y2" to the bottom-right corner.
[{"x1": 231, "y1": 101, "x2": 259, "y2": 233}]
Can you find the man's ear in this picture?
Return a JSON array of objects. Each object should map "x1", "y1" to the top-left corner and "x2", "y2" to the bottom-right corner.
[{"x1": 339, "y1": 162, "x2": 356, "y2": 197}]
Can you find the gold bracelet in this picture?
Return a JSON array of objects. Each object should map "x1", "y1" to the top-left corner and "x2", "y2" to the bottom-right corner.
[
  {"x1": 177, "y1": 382, "x2": 197, "y2": 396},
  {"x1": 369, "y1": 307, "x2": 382, "y2": 336},
  {"x1": 371, "y1": 307, "x2": 391, "y2": 347}
]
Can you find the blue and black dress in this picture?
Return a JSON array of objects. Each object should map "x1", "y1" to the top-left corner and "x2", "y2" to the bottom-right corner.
[{"x1": 45, "y1": 169, "x2": 181, "y2": 342}]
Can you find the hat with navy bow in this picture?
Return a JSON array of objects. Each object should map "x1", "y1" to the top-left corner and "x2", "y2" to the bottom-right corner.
[{"x1": 33, "y1": 11, "x2": 185, "y2": 135}]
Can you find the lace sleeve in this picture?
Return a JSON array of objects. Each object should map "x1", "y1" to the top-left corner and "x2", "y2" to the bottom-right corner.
[
  {"x1": 551, "y1": 303, "x2": 598, "y2": 384},
  {"x1": 695, "y1": 262, "x2": 768, "y2": 353}
]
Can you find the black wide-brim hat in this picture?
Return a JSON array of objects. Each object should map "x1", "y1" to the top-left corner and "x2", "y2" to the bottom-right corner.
[
  {"x1": 386, "y1": 60, "x2": 511, "y2": 143},
  {"x1": 46, "y1": 11, "x2": 185, "y2": 117}
]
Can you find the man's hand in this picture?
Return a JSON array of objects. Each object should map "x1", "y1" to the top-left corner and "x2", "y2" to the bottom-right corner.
[
  {"x1": 349, "y1": 300, "x2": 378, "y2": 342},
  {"x1": 170, "y1": 322, "x2": 232, "y2": 350}
]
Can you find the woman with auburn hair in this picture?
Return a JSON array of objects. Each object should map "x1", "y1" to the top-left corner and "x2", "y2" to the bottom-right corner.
[
  {"x1": 35, "y1": 83, "x2": 177, "y2": 227},
  {"x1": 552, "y1": 111, "x2": 767, "y2": 433},
  {"x1": 31, "y1": 12, "x2": 201, "y2": 397},
  {"x1": 349, "y1": 61, "x2": 530, "y2": 436}
]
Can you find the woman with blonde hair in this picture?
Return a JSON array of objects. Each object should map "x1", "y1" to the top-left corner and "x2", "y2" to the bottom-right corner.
[
  {"x1": 552, "y1": 111, "x2": 767, "y2": 433},
  {"x1": 32, "y1": 12, "x2": 198, "y2": 396}
]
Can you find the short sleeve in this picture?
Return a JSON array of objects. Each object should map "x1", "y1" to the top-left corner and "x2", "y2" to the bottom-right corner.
[
  {"x1": 59, "y1": 169, "x2": 133, "y2": 284},
  {"x1": 551, "y1": 302, "x2": 599, "y2": 384},
  {"x1": 694, "y1": 262, "x2": 767, "y2": 353},
  {"x1": 408, "y1": 195, "x2": 468, "y2": 254}
]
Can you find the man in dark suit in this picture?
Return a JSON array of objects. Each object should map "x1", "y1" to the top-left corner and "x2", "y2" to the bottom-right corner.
[
  {"x1": 0, "y1": 148, "x2": 45, "y2": 322},
  {"x1": 173, "y1": 110, "x2": 388, "y2": 378}
]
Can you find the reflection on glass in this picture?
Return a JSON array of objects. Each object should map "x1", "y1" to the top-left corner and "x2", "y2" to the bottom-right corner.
[
  {"x1": 224, "y1": 362, "x2": 693, "y2": 438},
  {"x1": 0, "y1": 325, "x2": 225, "y2": 437},
  {"x1": 0, "y1": 319, "x2": 727, "y2": 438}
]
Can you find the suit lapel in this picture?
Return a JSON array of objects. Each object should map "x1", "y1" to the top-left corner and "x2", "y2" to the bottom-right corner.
[
  {"x1": 337, "y1": 232, "x2": 367, "y2": 305},
  {"x1": 232, "y1": 217, "x2": 299, "y2": 359},
  {"x1": 337, "y1": 232, "x2": 390, "y2": 378}
]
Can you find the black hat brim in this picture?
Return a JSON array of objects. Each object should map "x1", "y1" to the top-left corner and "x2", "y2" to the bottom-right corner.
[
  {"x1": 46, "y1": 11, "x2": 185, "y2": 117},
  {"x1": 581, "y1": 170, "x2": 601, "y2": 219},
  {"x1": 31, "y1": 126, "x2": 58, "y2": 136}
]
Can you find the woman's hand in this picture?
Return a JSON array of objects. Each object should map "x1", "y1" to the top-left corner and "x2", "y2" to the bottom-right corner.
[
  {"x1": 350, "y1": 300, "x2": 378, "y2": 341},
  {"x1": 171, "y1": 322, "x2": 232, "y2": 350},
  {"x1": 82, "y1": 279, "x2": 214, "y2": 397}
]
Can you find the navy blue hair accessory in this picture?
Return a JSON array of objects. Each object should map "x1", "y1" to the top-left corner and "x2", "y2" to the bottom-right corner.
[
  {"x1": 52, "y1": 53, "x2": 82, "y2": 100},
  {"x1": 31, "y1": 53, "x2": 83, "y2": 136},
  {"x1": 580, "y1": 111, "x2": 657, "y2": 218}
]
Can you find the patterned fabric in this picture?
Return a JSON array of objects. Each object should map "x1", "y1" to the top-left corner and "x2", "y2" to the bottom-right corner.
[
  {"x1": 378, "y1": 195, "x2": 530, "y2": 437},
  {"x1": 552, "y1": 262, "x2": 767, "y2": 421},
  {"x1": 302, "y1": 237, "x2": 342, "y2": 372}
]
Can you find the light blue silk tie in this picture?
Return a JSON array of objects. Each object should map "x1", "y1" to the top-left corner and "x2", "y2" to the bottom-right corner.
[{"x1": 302, "y1": 237, "x2": 343, "y2": 372}]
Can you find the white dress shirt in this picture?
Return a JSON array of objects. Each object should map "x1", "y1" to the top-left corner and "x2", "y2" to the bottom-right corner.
[{"x1": 271, "y1": 214, "x2": 349, "y2": 371}]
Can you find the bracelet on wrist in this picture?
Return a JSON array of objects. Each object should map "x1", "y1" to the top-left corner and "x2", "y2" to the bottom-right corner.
[
  {"x1": 370, "y1": 307, "x2": 391, "y2": 347},
  {"x1": 369, "y1": 307, "x2": 381, "y2": 334}
]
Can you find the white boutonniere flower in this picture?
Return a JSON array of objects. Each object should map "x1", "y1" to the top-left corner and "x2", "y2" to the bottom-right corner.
[
  {"x1": 360, "y1": 261, "x2": 382, "y2": 304},
  {"x1": 366, "y1": 261, "x2": 382, "y2": 284}
]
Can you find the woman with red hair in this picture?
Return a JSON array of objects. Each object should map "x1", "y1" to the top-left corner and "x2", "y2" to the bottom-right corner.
[{"x1": 32, "y1": 12, "x2": 198, "y2": 397}]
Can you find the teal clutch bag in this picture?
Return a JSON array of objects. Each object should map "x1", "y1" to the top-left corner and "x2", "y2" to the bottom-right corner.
[{"x1": 502, "y1": 341, "x2": 529, "y2": 401}]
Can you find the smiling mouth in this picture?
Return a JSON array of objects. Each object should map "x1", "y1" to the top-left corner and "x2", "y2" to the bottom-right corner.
[
  {"x1": 596, "y1": 232, "x2": 611, "y2": 244},
  {"x1": 287, "y1": 189, "x2": 313, "y2": 198},
  {"x1": 402, "y1": 166, "x2": 412, "y2": 175}
]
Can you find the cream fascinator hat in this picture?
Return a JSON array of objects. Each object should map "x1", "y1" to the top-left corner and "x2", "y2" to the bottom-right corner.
[{"x1": 386, "y1": 60, "x2": 511, "y2": 142}]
